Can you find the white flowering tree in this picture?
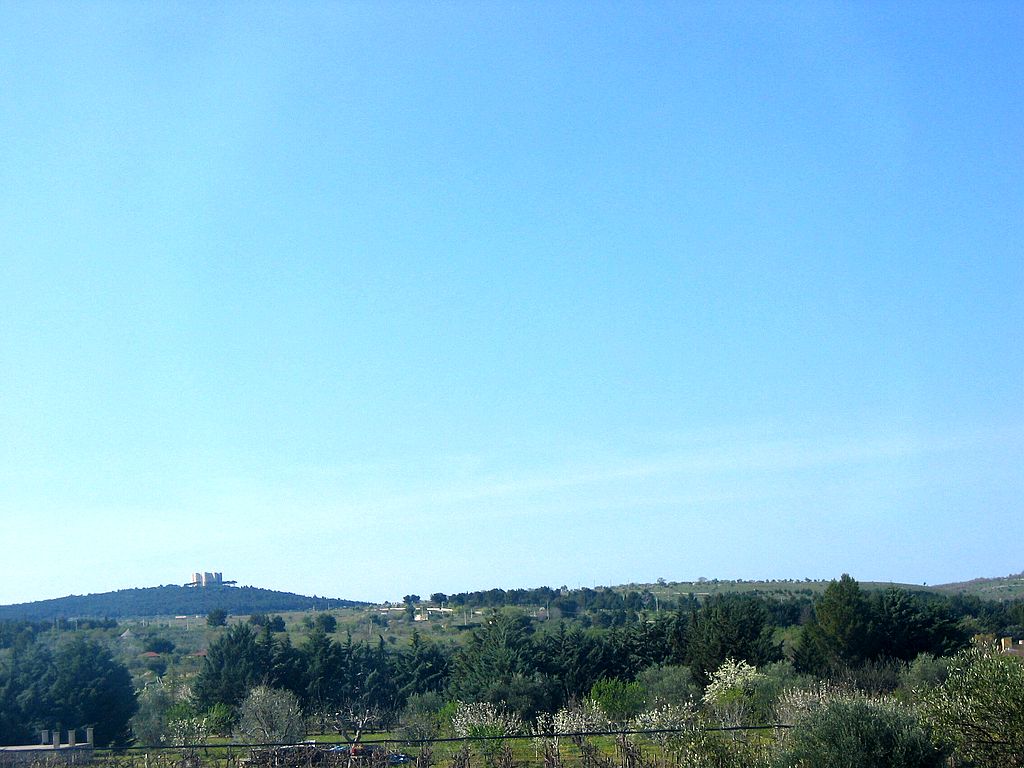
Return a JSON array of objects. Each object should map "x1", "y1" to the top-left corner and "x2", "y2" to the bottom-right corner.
[
  {"x1": 132, "y1": 676, "x2": 209, "y2": 753},
  {"x1": 534, "y1": 700, "x2": 607, "y2": 753},
  {"x1": 632, "y1": 702, "x2": 697, "y2": 747},
  {"x1": 701, "y1": 658, "x2": 768, "y2": 728},
  {"x1": 167, "y1": 714, "x2": 210, "y2": 753},
  {"x1": 450, "y1": 701, "x2": 524, "y2": 765},
  {"x1": 774, "y1": 679, "x2": 853, "y2": 728},
  {"x1": 635, "y1": 700, "x2": 771, "y2": 768}
]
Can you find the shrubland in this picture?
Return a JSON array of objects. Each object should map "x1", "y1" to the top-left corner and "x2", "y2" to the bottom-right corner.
[{"x1": 1, "y1": 575, "x2": 1023, "y2": 767}]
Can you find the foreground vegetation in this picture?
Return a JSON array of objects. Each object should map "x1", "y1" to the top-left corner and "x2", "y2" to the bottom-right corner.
[{"x1": 3, "y1": 575, "x2": 1024, "y2": 767}]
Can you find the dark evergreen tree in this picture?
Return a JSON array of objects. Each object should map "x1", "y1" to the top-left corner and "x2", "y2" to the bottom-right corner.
[
  {"x1": 314, "y1": 614, "x2": 337, "y2": 634},
  {"x1": 449, "y1": 611, "x2": 554, "y2": 718},
  {"x1": 0, "y1": 636, "x2": 135, "y2": 748},
  {"x1": 795, "y1": 574, "x2": 876, "y2": 674},
  {"x1": 49, "y1": 636, "x2": 136, "y2": 747},
  {"x1": 537, "y1": 623, "x2": 610, "y2": 705},
  {"x1": 872, "y1": 589, "x2": 968, "y2": 662},
  {"x1": 363, "y1": 638, "x2": 400, "y2": 719},
  {"x1": 195, "y1": 623, "x2": 267, "y2": 709},
  {"x1": 398, "y1": 631, "x2": 450, "y2": 699},
  {"x1": 686, "y1": 594, "x2": 782, "y2": 684},
  {"x1": 299, "y1": 628, "x2": 344, "y2": 713},
  {"x1": 264, "y1": 631, "x2": 305, "y2": 698},
  {"x1": 0, "y1": 640, "x2": 55, "y2": 745}
]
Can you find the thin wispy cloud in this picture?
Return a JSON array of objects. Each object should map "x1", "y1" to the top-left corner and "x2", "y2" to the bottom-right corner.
[{"x1": 247, "y1": 423, "x2": 1015, "y2": 528}]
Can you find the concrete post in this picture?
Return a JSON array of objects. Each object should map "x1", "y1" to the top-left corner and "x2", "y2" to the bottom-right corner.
[
  {"x1": 68, "y1": 729, "x2": 76, "y2": 747},
  {"x1": 86, "y1": 727, "x2": 94, "y2": 746},
  {"x1": 53, "y1": 730, "x2": 61, "y2": 749},
  {"x1": 41, "y1": 730, "x2": 49, "y2": 745}
]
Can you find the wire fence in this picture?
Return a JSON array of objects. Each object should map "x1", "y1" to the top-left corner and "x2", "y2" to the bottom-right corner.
[{"x1": 3, "y1": 727, "x2": 793, "y2": 768}]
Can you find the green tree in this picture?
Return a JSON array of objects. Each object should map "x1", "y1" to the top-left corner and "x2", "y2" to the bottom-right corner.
[
  {"x1": 0, "y1": 640, "x2": 56, "y2": 745},
  {"x1": 206, "y1": 609, "x2": 228, "y2": 628},
  {"x1": 396, "y1": 691, "x2": 446, "y2": 743},
  {"x1": 131, "y1": 680, "x2": 174, "y2": 746},
  {"x1": 144, "y1": 637, "x2": 175, "y2": 654},
  {"x1": 537, "y1": 623, "x2": 610, "y2": 706},
  {"x1": 263, "y1": 631, "x2": 304, "y2": 697},
  {"x1": 204, "y1": 702, "x2": 235, "y2": 737},
  {"x1": 403, "y1": 595, "x2": 421, "y2": 622},
  {"x1": 778, "y1": 697, "x2": 944, "y2": 768},
  {"x1": 795, "y1": 574, "x2": 875, "y2": 674},
  {"x1": 195, "y1": 623, "x2": 267, "y2": 709},
  {"x1": 131, "y1": 676, "x2": 198, "y2": 746},
  {"x1": 398, "y1": 631, "x2": 450, "y2": 698},
  {"x1": 450, "y1": 612, "x2": 554, "y2": 719},
  {"x1": 897, "y1": 653, "x2": 951, "y2": 697},
  {"x1": 589, "y1": 678, "x2": 645, "y2": 724},
  {"x1": 363, "y1": 663, "x2": 399, "y2": 723},
  {"x1": 299, "y1": 627, "x2": 343, "y2": 713},
  {"x1": 49, "y1": 636, "x2": 137, "y2": 747},
  {"x1": 314, "y1": 613, "x2": 337, "y2": 634},
  {"x1": 635, "y1": 663, "x2": 700, "y2": 707},
  {"x1": 687, "y1": 594, "x2": 782, "y2": 684},
  {"x1": 921, "y1": 644, "x2": 1024, "y2": 767},
  {"x1": 872, "y1": 589, "x2": 968, "y2": 661}
]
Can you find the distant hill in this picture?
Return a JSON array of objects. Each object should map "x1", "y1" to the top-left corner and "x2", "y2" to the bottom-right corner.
[
  {"x1": 0, "y1": 584, "x2": 367, "y2": 621},
  {"x1": 930, "y1": 572, "x2": 1024, "y2": 599},
  {"x1": 619, "y1": 575, "x2": 1022, "y2": 602}
]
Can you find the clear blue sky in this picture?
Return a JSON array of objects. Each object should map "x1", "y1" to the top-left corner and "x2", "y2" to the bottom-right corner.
[{"x1": 1, "y1": 1, "x2": 1021, "y2": 605}]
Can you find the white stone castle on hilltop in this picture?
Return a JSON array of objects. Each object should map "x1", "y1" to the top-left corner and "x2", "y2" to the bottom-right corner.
[{"x1": 188, "y1": 571, "x2": 223, "y2": 587}]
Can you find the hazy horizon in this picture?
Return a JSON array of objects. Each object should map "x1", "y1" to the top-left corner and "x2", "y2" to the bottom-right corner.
[{"x1": 4, "y1": 568, "x2": 1021, "y2": 610}]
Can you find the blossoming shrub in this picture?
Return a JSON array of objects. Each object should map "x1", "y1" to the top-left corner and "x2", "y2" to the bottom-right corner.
[
  {"x1": 533, "y1": 700, "x2": 607, "y2": 766},
  {"x1": 450, "y1": 701, "x2": 524, "y2": 764},
  {"x1": 702, "y1": 658, "x2": 769, "y2": 727}
]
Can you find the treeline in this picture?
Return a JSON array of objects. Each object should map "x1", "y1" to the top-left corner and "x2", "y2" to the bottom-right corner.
[
  {"x1": 0, "y1": 618, "x2": 117, "y2": 650},
  {"x1": 191, "y1": 576, "x2": 1020, "y2": 725},
  {"x1": 0, "y1": 585, "x2": 366, "y2": 622},
  {"x1": 445, "y1": 586, "x2": 648, "y2": 611},
  {"x1": 441, "y1": 580, "x2": 1023, "y2": 637},
  {"x1": 440, "y1": 586, "x2": 817, "y2": 629}
]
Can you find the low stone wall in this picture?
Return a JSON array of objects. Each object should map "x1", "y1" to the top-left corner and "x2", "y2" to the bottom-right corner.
[{"x1": 0, "y1": 747, "x2": 94, "y2": 768}]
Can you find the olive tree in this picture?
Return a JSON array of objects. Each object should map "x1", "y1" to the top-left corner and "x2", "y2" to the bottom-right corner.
[
  {"x1": 238, "y1": 686, "x2": 305, "y2": 743},
  {"x1": 778, "y1": 696, "x2": 944, "y2": 768},
  {"x1": 921, "y1": 644, "x2": 1024, "y2": 767}
]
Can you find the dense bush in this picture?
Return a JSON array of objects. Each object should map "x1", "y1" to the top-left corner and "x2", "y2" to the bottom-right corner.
[
  {"x1": 777, "y1": 697, "x2": 944, "y2": 768},
  {"x1": 922, "y1": 645, "x2": 1024, "y2": 767},
  {"x1": 635, "y1": 663, "x2": 700, "y2": 706}
]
